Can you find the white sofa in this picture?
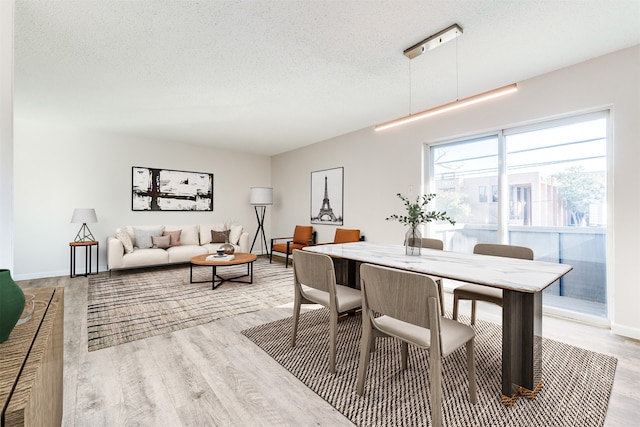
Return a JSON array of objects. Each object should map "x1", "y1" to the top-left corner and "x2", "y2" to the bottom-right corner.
[{"x1": 107, "y1": 224, "x2": 250, "y2": 273}]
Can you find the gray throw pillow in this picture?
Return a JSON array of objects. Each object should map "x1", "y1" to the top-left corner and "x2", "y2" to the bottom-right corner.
[{"x1": 133, "y1": 227, "x2": 164, "y2": 249}]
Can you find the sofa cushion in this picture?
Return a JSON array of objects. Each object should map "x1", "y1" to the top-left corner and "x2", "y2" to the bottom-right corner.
[
  {"x1": 115, "y1": 228, "x2": 134, "y2": 254},
  {"x1": 133, "y1": 226, "x2": 164, "y2": 249},
  {"x1": 229, "y1": 224, "x2": 243, "y2": 245},
  {"x1": 211, "y1": 229, "x2": 230, "y2": 243},
  {"x1": 166, "y1": 245, "x2": 207, "y2": 263},
  {"x1": 162, "y1": 230, "x2": 182, "y2": 246},
  {"x1": 122, "y1": 248, "x2": 169, "y2": 268},
  {"x1": 152, "y1": 235, "x2": 171, "y2": 249},
  {"x1": 165, "y1": 225, "x2": 199, "y2": 246}
]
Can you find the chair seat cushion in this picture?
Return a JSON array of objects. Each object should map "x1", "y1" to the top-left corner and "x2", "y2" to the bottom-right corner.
[
  {"x1": 272, "y1": 242, "x2": 306, "y2": 254},
  {"x1": 373, "y1": 315, "x2": 475, "y2": 357},
  {"x1": 454, "y1": 284, "x2": 503, "y2": 304},
  {"x1": 301, "y1": 284, "x2": 362, "y2": 313}
]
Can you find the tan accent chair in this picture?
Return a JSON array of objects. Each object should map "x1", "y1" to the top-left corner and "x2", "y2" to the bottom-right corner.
[
  {"x1": 291, "y1": 249, "x2": 362, "y2": 374},
  {"x1": 357, "y1": 263, "x2": 476, "y2": 426},
  {"x1": 453, "y1": 243, "x2": 534, "y2": 325},
  {"x1": 270, "y1": 225, "x2": 316, "y2": 268}
]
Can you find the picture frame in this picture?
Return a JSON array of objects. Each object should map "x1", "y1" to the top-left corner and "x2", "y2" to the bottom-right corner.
[
  {"x1": 132, "y1": 166, "x2": 213, "y2": 211},
  {"x1": 310, "y1": 167, "x2": 343, "y2": 225}
]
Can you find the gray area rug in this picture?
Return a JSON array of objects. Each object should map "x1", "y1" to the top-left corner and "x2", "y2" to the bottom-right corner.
[
  {"x1": 242, "y1": 309, "x2": 617, "y2": 427},
  {"x1": 87, "y1": 258, "x2": 293, "y2": 351}
]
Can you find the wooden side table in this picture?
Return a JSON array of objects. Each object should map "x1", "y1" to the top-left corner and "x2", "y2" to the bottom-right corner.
[
  {"x1": 0, "y1": 287, "x2": 64, "y2": 427},
  {"x1": 69, "y1": 240, "x2": 99, "y2": 278}
]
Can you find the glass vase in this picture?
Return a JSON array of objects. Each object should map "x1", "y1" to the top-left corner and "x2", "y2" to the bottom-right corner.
[{"x1": 405, "y1": 226, "x2": 422, "y2": 256}]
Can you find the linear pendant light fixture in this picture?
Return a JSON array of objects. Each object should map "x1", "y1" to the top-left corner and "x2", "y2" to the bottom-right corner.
[
  {"x1": 376, "y1": 23, "x2": 518, "y2": 132},
  {"x1": 375, "y1": 84, "x2": 518, "y2": 131}
]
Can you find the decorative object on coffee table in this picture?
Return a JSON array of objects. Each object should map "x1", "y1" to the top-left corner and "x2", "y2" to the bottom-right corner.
[
  {"x1": 0, "y1": 269, "x2": 25, "y2": 342},
  {"x1": 386, "y1": 193, "x2": 455, "y2": 256},
  {"x1": 249, "y1": 187, "x2": 273, "y2": 255},
  {"x1": 70, "y1": 208, "x2": 98, "y2": 242}
]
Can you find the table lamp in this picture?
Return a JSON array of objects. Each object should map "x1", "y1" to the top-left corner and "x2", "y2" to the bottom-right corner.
[
  {"x1": 249, "y1": 187, "x2": 273, "y2": 255},
  {"x1": 71, "y1": 208, "x2": 98, "y2": 242}
]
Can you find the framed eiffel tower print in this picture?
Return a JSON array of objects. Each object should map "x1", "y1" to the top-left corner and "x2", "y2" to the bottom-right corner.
[{"x1": 311, "y1": 167, "x2": 343, "y2": 225}]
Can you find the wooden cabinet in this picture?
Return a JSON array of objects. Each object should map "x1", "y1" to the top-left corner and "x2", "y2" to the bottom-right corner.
[{"x1": 0, "y1": 287, "x2": 64, "y2": 427}]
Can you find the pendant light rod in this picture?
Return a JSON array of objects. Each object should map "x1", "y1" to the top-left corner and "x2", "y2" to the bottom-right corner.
[{"x1": 375, "y1": 83, "x2": 518, "y2": 132}]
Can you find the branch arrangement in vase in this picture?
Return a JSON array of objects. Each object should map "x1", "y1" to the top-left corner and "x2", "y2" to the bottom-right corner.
[{"x1": 385, "y1": 193, "x2": 456, "y2": 227}]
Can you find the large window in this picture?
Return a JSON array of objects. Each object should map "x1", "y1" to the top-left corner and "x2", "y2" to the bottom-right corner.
[{"x1": 429, "y1": 111, "x2": 608, "y2": 318}]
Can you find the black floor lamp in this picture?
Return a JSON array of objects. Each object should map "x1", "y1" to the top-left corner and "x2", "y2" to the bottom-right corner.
[{"x1": 249, "y1": 187, "x2": 273, "y2": 255}]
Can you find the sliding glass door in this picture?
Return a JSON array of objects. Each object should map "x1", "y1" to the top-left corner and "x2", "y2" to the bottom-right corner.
[{"x1": 429, "y1": 111, "x2": 608, "y2": 318}]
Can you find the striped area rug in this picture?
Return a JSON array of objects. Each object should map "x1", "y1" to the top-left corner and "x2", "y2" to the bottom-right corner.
[
  {"x1": 242, "y1": 309, "x2": 617, "y2": 427},
  {"x1": 87, "y1": 258, "x2": 293, "y2": 351}
]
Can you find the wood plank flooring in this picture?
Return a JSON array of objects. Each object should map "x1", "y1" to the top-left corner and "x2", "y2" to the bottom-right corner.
[{"x1": 15, "y1": 271, "x2": 640, "y2": 427}]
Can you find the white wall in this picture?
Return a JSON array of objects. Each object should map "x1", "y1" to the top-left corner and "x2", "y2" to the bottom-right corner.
[
  {"x1": 0, "y1": 1, "x2": 14, "y2": 271},
  {"x1": 13, "y1": 123, "x2": 271, "y2": 279},
  {"x1": 271, "y1": 45, "x2": 640, "y2": 339}
]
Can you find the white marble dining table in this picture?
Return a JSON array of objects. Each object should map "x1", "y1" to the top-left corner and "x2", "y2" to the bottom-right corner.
[{"x1": 304, "y1": 241, "x2": 573, "y2": 405}]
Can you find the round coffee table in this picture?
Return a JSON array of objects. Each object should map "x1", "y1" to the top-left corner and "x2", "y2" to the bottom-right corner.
[{"x1": 189, "y1": 252, "x2": 258, "y2": 290}]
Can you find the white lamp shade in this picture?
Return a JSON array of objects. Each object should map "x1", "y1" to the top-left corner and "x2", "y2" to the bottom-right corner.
[
  {"x1": 71, "y1": 208, "x2": 98, "y2": 223},
  {"x1": 249, "y1": 187, "x2": 273, "y2": 205}
]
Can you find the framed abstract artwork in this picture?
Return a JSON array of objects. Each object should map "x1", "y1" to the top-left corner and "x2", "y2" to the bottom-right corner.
[
  {"x1": 132, "y1": 166, "x2": 213, "y2": 211},
  {"x1": 310, "y1": 167, "x2": 343, "y2": 225}
]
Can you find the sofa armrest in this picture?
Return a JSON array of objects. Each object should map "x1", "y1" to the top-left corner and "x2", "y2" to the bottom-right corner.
[
  {"x1": 238, "y1": 232, "x2": 250, "y2": 253},
  {"x1": 107, "y1": 236, "x2": 125, "y2": 270}
]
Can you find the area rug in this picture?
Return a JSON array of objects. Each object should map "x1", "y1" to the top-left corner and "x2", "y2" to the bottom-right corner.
[
  {"x1": 87, "y1": 258, "x2": 293, "y2": 351},
  {"x1": 242, "y1": 309, "x2": 617, "y2": 427}
]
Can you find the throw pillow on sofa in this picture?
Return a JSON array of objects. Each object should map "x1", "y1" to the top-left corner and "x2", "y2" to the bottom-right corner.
[
  {"x1": 133, "y1": 226, "x2": 164, "y2": 249},
  {"x1": 115, "y1": 228, "x2": 134, "y2": 254},
  {"x1": 162, "y1": 230, "x2": 182, "y2": 246},
  {"x1": 228, "y1": 224, "x2": 243, "y2": 245},
  {"x1": 211, "y1": 229, "x2": 230, "y2": 243},
  {"x1": 152, "y1": 235, "x2": 171, "y2": 249}
]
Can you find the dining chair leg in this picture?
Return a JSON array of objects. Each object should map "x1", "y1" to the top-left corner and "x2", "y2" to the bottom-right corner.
[
  {"x1": 453, "y1": 295, "x2": 459, "y2": 321},
  {"x1": 356, "y1": 319, "x2": 373, "y2": 396},
  {"x1": 466, "y1": 339, "x2": 477, "y2": 404},
  {"x1": 329, "y1": 310, "x2": 338, "y2": 374},
  {"x1": 436, "y1": 279, "x2": 445, "y2": 316},
  {"x1": 470, "y1": 300, "x2": 477, "y2": 325},
  {"x1": 429, "y1": 353, "x2": 443, "y2": 427},
  {"x1": 401, "y1": 342, "x2": 409, "y2": 370},
  {"x1": 291, "y1": 294, "x2": 301, "y2": 347}
]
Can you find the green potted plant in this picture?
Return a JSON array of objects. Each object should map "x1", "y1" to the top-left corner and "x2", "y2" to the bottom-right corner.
[{"x1": 386, "y1": 193, "x2": 455, "y2": 255}]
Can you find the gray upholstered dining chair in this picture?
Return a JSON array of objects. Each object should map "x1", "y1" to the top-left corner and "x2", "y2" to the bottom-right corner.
[
  {"x1": 357, "y1": 263, "x2": 476, "y2": 427},
  {"x1": 453, "y1": 243, "x2": 534, "y2": 325},
  {"x1": 291, "y1": 249, "x2": 362, "y2": 374}
]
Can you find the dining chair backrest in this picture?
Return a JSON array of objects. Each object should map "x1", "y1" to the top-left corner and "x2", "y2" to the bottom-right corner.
[
  {"x1": 293, "y1": 249, "x2": 335, "y2": 295},
  {"x1": 421, "y1": 238, "x2": 444, "y2": 250},
  {"x1": 473, "y1": 243, "x2": 533, "y2": 260},
  {"x1": 333, "y1": 228, "x2": 361, "y2": 244},
  {"x1": 360, "y1": 263, "x2": 439, "y2": 330}
]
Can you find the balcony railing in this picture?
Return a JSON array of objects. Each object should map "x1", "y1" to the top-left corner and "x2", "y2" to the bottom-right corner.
[{"x1": 437, "y1": 225, "x2": 607, "y2": 317}]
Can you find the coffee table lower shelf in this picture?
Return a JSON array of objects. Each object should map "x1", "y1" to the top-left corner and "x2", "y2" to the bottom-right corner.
[{"x1": 189, "y1": 253, "x2": 257, "y2": 290}]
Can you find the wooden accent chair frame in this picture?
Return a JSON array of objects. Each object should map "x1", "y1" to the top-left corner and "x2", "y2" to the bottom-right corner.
[
  {"x1": 453, "y1": 243, "x2": 534, "y2": 325},
  {"x1": 291, "y1": 249, "x2": 362, "y2": 373},
  {"x1": 270, "y1": 225, "x2": 316, "y2": 268},
  {"x1": 357, "y1": 263, "x2": 476, "y2": 426}
]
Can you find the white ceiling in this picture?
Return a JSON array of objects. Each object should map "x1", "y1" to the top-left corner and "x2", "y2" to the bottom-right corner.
[{"x1": 13, "y1": 0, "x2": 640, "y2": 156}]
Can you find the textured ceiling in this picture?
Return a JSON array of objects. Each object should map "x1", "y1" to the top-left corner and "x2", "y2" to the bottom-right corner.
[{"x1": 13, "y1": 0, "x2": 640, "y2": 156}]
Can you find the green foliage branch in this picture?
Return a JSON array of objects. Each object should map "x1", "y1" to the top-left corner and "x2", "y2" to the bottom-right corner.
[{"x1": 386, "y1": 193, "x2": 456, "y2": 228}]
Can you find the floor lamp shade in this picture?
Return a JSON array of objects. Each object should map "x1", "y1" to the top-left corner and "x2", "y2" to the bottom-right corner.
[{"x1": 250, "y1": 187, "x2": 273, "y2": 206}]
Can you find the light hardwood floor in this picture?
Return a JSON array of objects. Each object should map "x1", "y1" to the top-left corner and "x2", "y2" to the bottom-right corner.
[{"x1": 16, "y1": 271, "x2": 640, "y2": 427}]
